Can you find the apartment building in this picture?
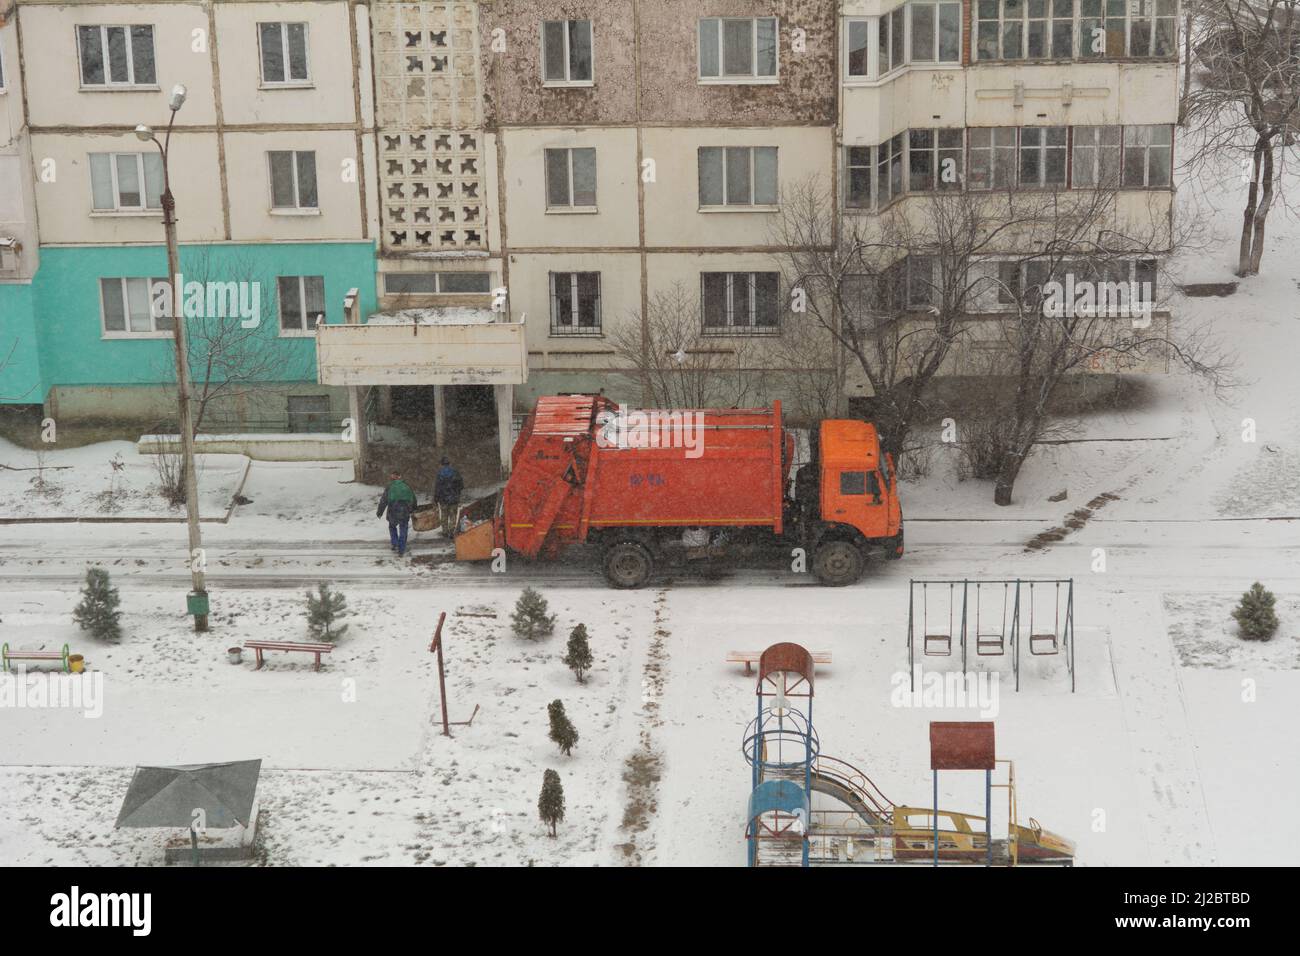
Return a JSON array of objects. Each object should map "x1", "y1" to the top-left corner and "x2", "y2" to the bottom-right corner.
[
  {"x1": 1, "y1": 0, "x2": 43, "y2": 404},
  {"x1": 3, "y1": 0, "x2": 379, "y2": 428},
  {"x1": 478, "y1": 1, "x2": 839, "y2": 409},
  {"x1": 1, "y1": 1, "x2": 1179, "y2": 441}
]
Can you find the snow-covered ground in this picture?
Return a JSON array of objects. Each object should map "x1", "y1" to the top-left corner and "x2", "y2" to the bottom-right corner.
[{"x1": 3, "y1": 162, "x2": 1300, "y2": 867}]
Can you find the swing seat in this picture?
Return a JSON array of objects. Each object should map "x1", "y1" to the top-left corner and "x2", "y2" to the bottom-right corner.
[
  {"x1": 976, "y1": 632, "x2": 1005, "y2": 656},
  {"x1": 924, "y1": 633, "x2": 952, "y2": 656},
  {"x1": 1030, "y1": 632, "x2": 1059, "y2": 655}
]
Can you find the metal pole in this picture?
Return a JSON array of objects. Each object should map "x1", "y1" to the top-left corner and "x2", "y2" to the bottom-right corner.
[
  {"x1": 907, "y1": 580, "x2": 914, "y2": 692},
  {"x1": 153, "y1": 106, "x2": 207, "y2": 632},
  {"x1": 430, "y1": 611, "x2": 450, "y2": 736},
  {"x1": 986, "y1": 768, "x2": 992, "y2": 867},
  {"x1": 933, "y1": 770, "x2": 939, "y2": 867}
]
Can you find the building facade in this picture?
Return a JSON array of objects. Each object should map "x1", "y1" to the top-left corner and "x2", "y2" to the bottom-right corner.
[{"x1": 0, "y1": 0, "x2": 1179, "y2": 431}]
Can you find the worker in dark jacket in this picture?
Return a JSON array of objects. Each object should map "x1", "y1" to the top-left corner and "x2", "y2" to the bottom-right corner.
[
  {"x1": 377, "y1": 470, "x2": 417, "y2": 556},
  {"x1": 434, "y1": 457, "x2": 464, "y2": 536}
]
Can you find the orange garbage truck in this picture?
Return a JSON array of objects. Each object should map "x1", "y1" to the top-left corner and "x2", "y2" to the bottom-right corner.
[{"x1": 453, "y1": 394, "x2": 904, "y2": 588}]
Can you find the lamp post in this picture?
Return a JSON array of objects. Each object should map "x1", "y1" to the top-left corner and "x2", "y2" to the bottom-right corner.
[{"x1": 137, "y1": 85, "x2": 208, "y2": 632}]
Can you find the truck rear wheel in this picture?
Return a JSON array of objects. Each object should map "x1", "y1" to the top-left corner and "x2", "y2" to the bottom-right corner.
[
  {"x1": 813, "y1": 540, "x2": 865, "y2": 587},
  {"x1": 603, "y1": 541, "x2": 654, "y2": 589}
]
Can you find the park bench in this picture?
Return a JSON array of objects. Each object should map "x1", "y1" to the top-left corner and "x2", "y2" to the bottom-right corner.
[
  {"x1": 726, "y1": 650, "x2": 831, "y2": 676},
  {"x1": 2, "y1": 642, "x2": 71, "y2": 673},
  {"x1": 244, "y1": 639, "x2": 334, "y2": 672}
]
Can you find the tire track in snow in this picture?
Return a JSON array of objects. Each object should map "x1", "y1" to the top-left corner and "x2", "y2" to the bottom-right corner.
[{"x1": 613, "y1": 588, "x2": 667, "y2": 865}]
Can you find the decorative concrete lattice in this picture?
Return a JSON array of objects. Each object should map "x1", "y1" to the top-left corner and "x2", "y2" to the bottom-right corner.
[{"x1": 373, "y1": 1, "x2": 485, "y2": 252}]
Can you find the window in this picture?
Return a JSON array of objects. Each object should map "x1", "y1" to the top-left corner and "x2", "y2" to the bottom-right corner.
[
  {"x1": 908, "y1": 129, "x2": 963, "y2": 191},
  {"x1": 259, "y1": 22, "x2": 310, "y2": 85},
  {"x1": 846, "y1": 146, "x2": 873, "y2": 208},
  {"x1": 876, "y1": 134, "x2": 904, "y2": 206},
  {"x1": 278, "y1": 275, "x2": 325, "y2": 333},
  {"x1": 1123, "y1": 125, "x2": 1172, "y2": 187},
  {"x1": 909, "y1": 2, "x2": 963, "y2": 63},
  {"x1": 100, "y1": 277, "x2": 172, "y2": 335},
  {"x1": 287, "y1": 395, "x2": 332, "y2": 434},
  {"x1": 542, "y1": 20, "x2": 593, "y2": 83},
  {"x1": 1104, "y1": 0, "x2": 1127, "y2": 57},
  {"x1": 77, "y1": 25, "x2": 156, "y2": 86},
  {"x1": 887, "y1": 8, "x2": 905, "y2": 71},
  {"x1": 1072, "y1": 126, "x2": 1121, "y2": 187},
  {"x1": 907, "y1": 256, "x2": 937, "y2": 308},
  {"x1": 268, "y1": 151, "x2": 318, "y2": 209},
  {"x1": 1050, "y1": 0, "x2": 1074, "y2": 57},
  {"x1": 545, "y1": 148, "x2": 597, "y2": 209},
  {"x1": 846, "y1": 19, "x2": 871, "y2": 77},
  {"x1": 840, "y1": 471, "x2": 867, "y2": 495},
  {"x1": 1019, "y1": 127, "x2": 1067, "y2": 187},
  {"x1": 699, "y1": 146, "x2": 778, "y2": 207},
  {"x1": 699, "y1": 17, "x2": 778, "y2": 80},
  {"x1": 1135, "y1": 258, "x2": 1158, "y2": 303},
  {"x1": 1129, "y1": 0, "x2": 1178, "y2": 56},
  {"x1": 89, "y1": 152, "x2": 164, "y2": 211},
  {"x1": 1026, "y1": 0, "x2": 1048, "y2": 57},
  {"x1": 383, "y1": 272, "x2": 492, "y2": 294},
  {"x1": 1078, "y1": 0, "x2": 1107, "y2": 58},
  {"x1": 701, "y1": 273, "x2": 780, "y2": 332},
  {"x1": 968, "y1": 127, "x2": 1017, "y2": 189},
  {"x1": 550, "y1": 272, "x2": 602, "y2": 334},
  {"x1": 0, "y1": 42, "x2": 6, "y2": 90}
]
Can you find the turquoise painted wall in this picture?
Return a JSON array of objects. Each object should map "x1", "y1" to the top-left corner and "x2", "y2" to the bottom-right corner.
[
  {"x1": 0, "y1": 283, "x2": 43, "y2": 404},
  {"x1": 27, "y1": 242, "x2": 376, "y2": 396}
]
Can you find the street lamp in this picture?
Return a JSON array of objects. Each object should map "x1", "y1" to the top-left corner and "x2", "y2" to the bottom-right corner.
[{"x1": 138, "y1": 85, "x2": 208, "y2": 633}]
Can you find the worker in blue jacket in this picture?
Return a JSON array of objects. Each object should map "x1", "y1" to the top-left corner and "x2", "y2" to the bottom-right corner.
[{"x1": 434, "y1": 457, "x2": 464, "y2": 536}]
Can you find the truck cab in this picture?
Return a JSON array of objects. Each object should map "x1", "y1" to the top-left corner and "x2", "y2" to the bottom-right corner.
[{"x1": 796, "y1": 420, "x2": 904, "y2": 585}]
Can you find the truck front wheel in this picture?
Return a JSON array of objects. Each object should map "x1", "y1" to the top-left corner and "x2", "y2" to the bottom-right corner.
[
  {"x1": 813, "y1": 540, "x2": 865, "y2": 587},
  {"x1": 603, "y1": 541, "x2": 654, "y2": 589}
]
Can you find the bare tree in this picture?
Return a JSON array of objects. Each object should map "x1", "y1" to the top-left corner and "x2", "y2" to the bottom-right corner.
[
  {"x1": 153, "y1": 249, "x2": 311, "y2": 435},
  {"x1": 610, "y1": 281, "x2": 768, "y2": 409},
  {"x1": 1183, "y1": 0, "x2": 1300, "y2": 275}
]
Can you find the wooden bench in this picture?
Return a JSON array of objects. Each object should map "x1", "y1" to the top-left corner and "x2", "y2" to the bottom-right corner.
[
  {"x1": 2, "y1": 642, "x2": 70, "y2": 673},
  {"x1": 244, "y1": 640, "x2": 334, "y2": 672},
  {"x1": 727, "y1": 650, "x2": 831, "y2": 676}
]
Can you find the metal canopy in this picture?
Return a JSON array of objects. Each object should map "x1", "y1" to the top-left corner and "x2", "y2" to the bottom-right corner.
[{"x1": 115, "y1": 760, "x2": 262, "y2": 830}]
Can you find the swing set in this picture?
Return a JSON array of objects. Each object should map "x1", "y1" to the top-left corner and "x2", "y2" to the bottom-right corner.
[{"x1": 906, "y1": 579, "x2": 1076, "y2": 692}]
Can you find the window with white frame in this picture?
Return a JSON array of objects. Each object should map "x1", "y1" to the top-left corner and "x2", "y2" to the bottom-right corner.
[
  {"x1": 1071, "y1": 126, "x2": 1121, "y2": 187},
  {"x1": 278, "y1": 275, "x2": 325, "y2": 333},
  {"x1": 0, "y1": 42, "x2": 6, "y2": 90},
  {"x1": 968, "y1": 127, "x2": 1017, "y2": 189},
  {"x1": 1122, "y1": 125, "x2": 1173, "y2": 187},
  {"x1": 545, "y1": 147, "x2": 597, "y2": 209},
  {"x1": 846, "y1": 19, "x2": 871, "y2": 77},
  {"x1": 268, "y1": 151, "x2": 318, "y2": 209},
  {"x1": 542, "y1": 20, "x2": 593, "y2": 83},
  {"x1": 259, "y1": 22, "x2": 310, "y2": 85},
  {"x1": 876, "y1": 134, "x2": 904, "y2": 206},
  {"x1": 383, "y1": 272, "x2": 492, "y2": 294},
  {"x1": 698, "y1": 146, "x2": 778, "y2": 207},
  {"x1": 1129, "y1": 0, "x2": 1178, "y2": 56},
  {"x1": 911, "y1": 2, "x2": 963, "y2": 62},
  {"x1": 1050, "y1": 0, "x2": 1074, "y2": 57},
  {"x1": 906, "y1": 256, "x2": 938, "y2": 309},
  {"x1": 908, "y1": 129, "x2": 964, "y2": 191},
  {"x1": 1019, "y1": 127, "x2": 1067, "y2": 187},
  {"x1": 846, "y1": 146, "x2": 873, "y2": 207},
  {"x1": 89, "y1": 152, "x2": 164, "y2": 211},
  {"x1": 77, "y1": 25, "x2": 156, "y2": 86},
  {"x1": 701, "y1": 272, "x2": 780, "y2": 332},
  {"x1": 699, "y1": 17, "x2": 778, "y2": 80},
  {"x1": 100, "y1": 277, "x2": 172, "y2": 335},
  {"x1": 550, "y1": 272, "x2": 602, "y2": 334},
  {"x1": 885, "y1": 8, "x2": 905, "y2": 72}
]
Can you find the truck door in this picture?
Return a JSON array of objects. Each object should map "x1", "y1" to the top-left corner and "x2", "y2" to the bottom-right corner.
[{"x1": 825, "y1": 467, "x2": 886, "y2": 533}]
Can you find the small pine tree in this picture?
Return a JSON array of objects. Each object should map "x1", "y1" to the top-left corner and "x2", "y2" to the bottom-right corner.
[
  {"x1": 563, "y1": 623, "x2": 594, "y2": 683},
  {"x1": 305, "y1": 583, "x2": 350, "y2": 641},
  {"x1": 547, "y1": 699, "x2": 579, "y2": 756},
  {"x1": 1232, "y1": 582, "x2": 1279, "y2": 641},
  {"x1": 538, "y1": 769, "x2": 565, "y2": 838},
  {"x1": 511, "y1": 587, "x2": 556, "y2": 640},
  {"x1": 73, "y1": 567, "x2": 122, "y2": 641}
]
